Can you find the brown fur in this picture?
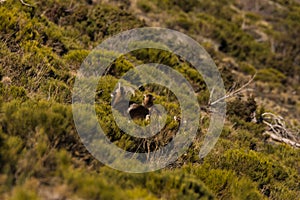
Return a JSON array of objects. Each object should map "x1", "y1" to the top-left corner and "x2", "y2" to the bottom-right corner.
[
  {"x1": 128, "y1": 94, "x2": 156, "y2": 120},
  {"x1": 111, "y1": 83, "x2": 134, "y2": 115},
  {"x1": 111, "y1": 84, "x2": 156, "y2": 120},
  {"x1": 128, "y1": 103, "x2": 149, "y2": 120}
]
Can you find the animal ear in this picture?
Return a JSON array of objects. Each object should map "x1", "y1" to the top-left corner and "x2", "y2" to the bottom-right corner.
[
  {"x1": 131, "y1": 91, "x2": 136, "y2": 97},
  {"x1": 120, "y1": 87, "x2": 125, "y2": 94}
]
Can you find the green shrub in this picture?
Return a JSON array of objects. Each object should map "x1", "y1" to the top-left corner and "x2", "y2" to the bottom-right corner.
[
  {"x1": 137, "y1": 0, "x2": 153, "y2": 13},
  {"x1": 106, "y1": 169, "x2": 215, "y2": 199},
  {"x1": 63, "y1": 49, "x2": 90, "y2": 65},
  {"x1": 227, "y1": 96, "x2": 257, "y2": 122},
  {"x1": 3, "y1": 86, "x2": 28, "y2": 102},
  {"x1": 206, "y1": 149, "x2": 299, "y2": 198},
  {"x1": 255, "y1": 68, "x2": 287, "y2": 84},
  {"x1": 9, "y1": 186, "x2": 40, "y2": 200},
  {"x1": 1, "y1": 100, "x2": 73, "y2": 143},
  {"x1": 239, "y1": 62, "x2": 257, "y2": 75},
  {"x1": 183, "y1": 164, "x2": 264, "y2": 199}
]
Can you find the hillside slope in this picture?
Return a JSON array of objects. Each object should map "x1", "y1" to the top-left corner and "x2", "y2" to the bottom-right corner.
[{"x1": 0, "y1": 0, "x2": 299, "y2": 199}]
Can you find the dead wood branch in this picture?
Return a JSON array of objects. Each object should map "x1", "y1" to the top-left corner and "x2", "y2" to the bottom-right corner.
[
  {"x1": 262, "y1": 112, "x2": 300, "y2": 148},
  {"x1": 263, "y1": 131, "x2": 300, "y2": 148},
  {"x1": 210, "y1": 72, "x2": 256, "y2": 106},
  {"x1": 19, "y1": 0, "x2": 32, "y2": 7}
]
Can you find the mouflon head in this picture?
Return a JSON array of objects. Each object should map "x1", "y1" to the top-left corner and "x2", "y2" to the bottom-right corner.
[{"x1": 142, "y1": 94, "x2": 155, "y2": 108}]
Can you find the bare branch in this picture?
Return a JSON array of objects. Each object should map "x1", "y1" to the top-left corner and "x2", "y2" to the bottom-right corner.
[
  {"x1": 262, "y1": 112, "x2": 300, "y2": 148},
  {"x1": 264, "y1": 131, "x2": 300, "y2": 148},
  {"x1": 19, "y1": 0, "x2": 32, "y2": 7},
  {"x1": 210, "y1": 72, "x2": 257, "y2": 106},
  {"x1": 208, "y1": 86, "x2": 215, "y2": 105}
]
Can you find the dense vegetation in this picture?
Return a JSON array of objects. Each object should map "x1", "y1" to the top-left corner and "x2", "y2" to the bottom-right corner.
[{"x1": 0, "y1": 0, "x2": 299, "y2": 199}]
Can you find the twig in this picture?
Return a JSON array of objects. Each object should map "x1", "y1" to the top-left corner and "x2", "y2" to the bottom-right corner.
[
  {"x1": 19, "y1": 0, "x2": 32, "y2": 7},
  {"x1": 262, "y1": 112, "x2": 299, "y2": 148},
  {"x1": 208, "y1": 86, "x2": 215, "y2": 105},
  {"x1": 264, "y1": 131, "x2": 300, "y2": 148},
  {"x1": 210, "y1": 72, "x2": 257, "y2": 106}
]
